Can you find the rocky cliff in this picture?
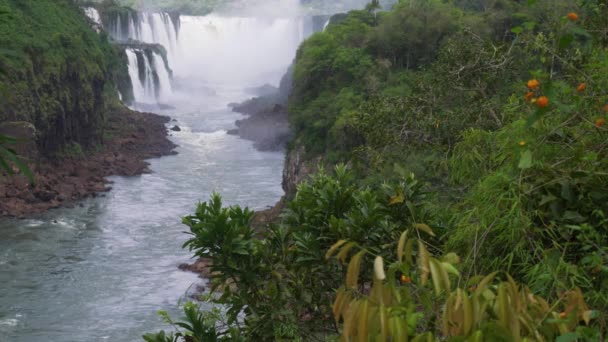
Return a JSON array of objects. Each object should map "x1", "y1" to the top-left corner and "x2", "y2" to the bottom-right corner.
[{"x1": 0, "y1": 0, "x2": 129, "y2": 155}]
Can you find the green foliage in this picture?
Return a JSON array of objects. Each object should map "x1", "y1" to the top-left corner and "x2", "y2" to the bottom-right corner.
[
  {"x1": 146, "y1": 166, "x2": 442, "y2": 340},
  {"x1": 83, "y1": 0, "x2": 233, "y2": 16},
  {"x1": 57, "y1": 142, "x2": 85, "y2": 159},
  {"x1": 143, "y1": 303, "x2": 243, "y2": 342},
  {"x1": 331, "y1": 228, "x2": 598, "y2": 341},
  {"x1": 0, "y1": 133, "x2": 33, "y2": 181},
  {"x1": 0, "y1": 0, "x2": 126, "y2": 153},
  {"x1": 149, "y1": 165, "x2": 603, "y2": 340},
  {"x1": 289, "y1": 0, "x2": 495, "y2": 158},
  {"x1": 145, "y1": 0, "x2": 608, "y2": 340},
  {"x1": 289, "y1": 0, "x2": 608, "y2": 315}
]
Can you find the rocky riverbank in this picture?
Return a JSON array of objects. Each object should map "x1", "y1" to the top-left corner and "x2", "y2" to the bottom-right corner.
[
  {"x1": 0, "y1": 106, "x2": 176, "y2": 218},
  {"x1": 228, "y1": 97, "x2": 290, "y2": 152},
  {"x1": 227, "y1": 66, "x2": 294, "y2": 152}
]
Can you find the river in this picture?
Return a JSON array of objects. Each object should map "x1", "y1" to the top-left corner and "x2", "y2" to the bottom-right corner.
[{"x1": 0, "y1": 10, "x2": 305, "y2": 341}]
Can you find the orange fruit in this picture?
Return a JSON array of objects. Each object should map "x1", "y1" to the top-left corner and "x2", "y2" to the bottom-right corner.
[
  {"x1": 527, "y1": 79, "x2": 540, "y2": 90},
  {"x1": 595, "y1": 118, "x2": 605, "y2": 128},
  {"x1": 537, "y1": 96, "x2": 549, "y2": 108},
  {"x1": 577, "y1": 83, "x2": 587, "y2": 92},
  {"x1": 567, "y1": 12, "x2": 579, "y2": 21}
]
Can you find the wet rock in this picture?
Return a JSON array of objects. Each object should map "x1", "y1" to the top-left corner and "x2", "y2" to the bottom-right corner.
[
  {"x1": 0, "y1": 108, "x2": 177, "y2": 218},
  {"x1": 178, "y1": 258, "x2": 212, "y2": 278},
  {"x1": 170, "y1": 125, "x2": 181, "y2": 132},
  {"x1": 34, "y1": 190, "x2": 56, "y2": 202}
]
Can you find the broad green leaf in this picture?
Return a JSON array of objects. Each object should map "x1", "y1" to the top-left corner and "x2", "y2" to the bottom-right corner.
[
  {"x1": 518, "y1": 150, "x2": 533, "y2": 169},
  {"x1": 511, "y1": 26, "x2": 523, "y2": 34},
  {"x1": 555, "y1": 332, "x2": 578, "y2": 342}
]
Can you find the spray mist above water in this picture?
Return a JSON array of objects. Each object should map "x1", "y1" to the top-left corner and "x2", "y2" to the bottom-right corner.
[
  {"x1": 89, "y1": 0, "x2": 316, "y2": 107},
  {"x1": 214, "y1": 0, "x2": 304, "y2": 17}
]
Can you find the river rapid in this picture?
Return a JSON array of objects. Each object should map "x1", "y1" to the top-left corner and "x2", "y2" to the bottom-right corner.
[{"x1": 0, "y1": 9, "x2": 307, "y2": 342}]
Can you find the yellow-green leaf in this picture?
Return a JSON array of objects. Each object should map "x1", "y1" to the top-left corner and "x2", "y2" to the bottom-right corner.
[
  {"x1": 418, "y1": 241, "x2": 430, "y2": 285},
  {"x1": 343, "y1": 299, "x2": 359, "y2": 339},
  {"x1": 463, "y1": 290, "x2": 473, "y2": 335},
  {"x1": 326, "y1": 239, "x2": 348, "y2": 260},
  {"x1": 389, "y1": 316, "x2": 406, "y2": 342},
  {"x1": 441, "y1": 262, "x2": 460, "y2": 277},
  {"x1": 337, "y1": 241, "x2": 357, "y2": 263},
  {"x1": 346, "y1": 250, "x2": 366, "y2": 289},
  {"x1": 397, "y1": 229, "x2": 409, "y2": 262},
  {"x1": 332, "y1": 288, "x2": 346, "y2": 322},
  {"x1": 429, "y1": 258, "x2": 450, "y2": 295},
  {"x1": 497, "y1": 284, "x2": 510, "y2": 328},
  {"x1": 379, "y1": 305, "x2": 388, "y2": 342},
  {"x1": 474, "y1": 271, "x2": 498, "y2": 297},
  {"x1": 389, "y1": 193, "x2": 405, "y2": 205},
  {"x1": 442, "y1": 252, "x2": 461, "y2": 265},
  {"x1": 413, "y1": 223, "x2": 435, "y2": 237},
  {"x1": 357, "y1": 299, "x2": 369, "y2": 342}
]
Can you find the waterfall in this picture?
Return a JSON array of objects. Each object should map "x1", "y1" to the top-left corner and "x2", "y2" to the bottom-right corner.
[
  {"x1": 152, "y1": 52, "x2": 173, "y2": 102},
  {"x1": 125, "y1": 48, "x2": 172, "y2": 107},
  {"x1": 172, "y1": 15, "x2": 309, "y2": 86},
  {"x1": 84, "y1": 7, "x2": 102, "y2": 31},
  {"x1": 103, "y1": 9, "x2": 314, "y2": 105},
  {"x1": 105, "y1": 12, "x2": 179, "y2": 62},
  {"x1": 323, "y1": 19, "x2": 330, "y2": 31}
]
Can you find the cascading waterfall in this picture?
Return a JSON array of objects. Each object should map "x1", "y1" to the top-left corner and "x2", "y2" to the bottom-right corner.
[
  {"x1": 173, "y1": 15, "x2": 312, "y2": 87},
  {"x1": 136, "y1": 13, "x2": 180, "y2": 62},
  {"x1": 84, "y1": 8, "x2": 101, "y2": 26},
  {"x1": 84, "y1": 7, "x2": 102, "y2": 31},
  {"x1": 104, "y1": 12, "x2": 179, "y2": 60},
  {"x1": 323, "y1": 18, "x2": 330, "y2": 31},
  {"x1": 96, "y1": 6, "x2": 318, "y2": 106},
  {"x1": 126, "y1": 48, "x2": 173, "y2": 105}
]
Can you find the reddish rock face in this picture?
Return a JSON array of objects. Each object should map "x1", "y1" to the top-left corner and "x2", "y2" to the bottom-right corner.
[{"x1": 0, "y1": 108, "x2": 176, "y2": 218}]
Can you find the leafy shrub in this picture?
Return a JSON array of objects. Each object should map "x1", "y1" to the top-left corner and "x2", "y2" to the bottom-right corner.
[
  {"x1": 148, "y1": 164, "x2": 604, "y2": 340},
  {"x1": 142, "y1": 302, "x2": 243, "y2": 342},
  {"x1": 328, "y1": 226, "x2": 600, "y2": 341}
]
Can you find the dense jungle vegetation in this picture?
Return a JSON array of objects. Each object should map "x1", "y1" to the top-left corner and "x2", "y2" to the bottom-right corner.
[
  {"x1": 146, "y1": 0, "x2": 608, "y2": 341},
  {"x1": 0, "y1": 0, "x2": 130, "y2": 158}
]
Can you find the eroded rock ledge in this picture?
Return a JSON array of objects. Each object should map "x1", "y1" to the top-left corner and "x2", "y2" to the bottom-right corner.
[{"x1": 0, "y1": 106, "x2": 176, "y2": 218}]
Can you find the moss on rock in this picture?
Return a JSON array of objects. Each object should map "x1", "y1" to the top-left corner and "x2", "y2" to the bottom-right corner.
[{"x1": 0, "y1": 0, "x2": 127, "y2": 155}]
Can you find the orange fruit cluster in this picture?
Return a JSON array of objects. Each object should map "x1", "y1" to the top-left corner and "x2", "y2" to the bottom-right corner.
[{"x1": 524, "y1": 79, "x2": 550, "y2": 108}]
